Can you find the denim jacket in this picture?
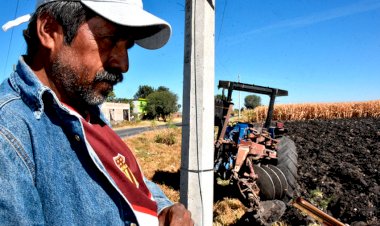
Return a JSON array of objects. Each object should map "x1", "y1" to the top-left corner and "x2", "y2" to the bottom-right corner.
[{"x1": 0, "y1": 58, "x2": 172, "y2": 225}]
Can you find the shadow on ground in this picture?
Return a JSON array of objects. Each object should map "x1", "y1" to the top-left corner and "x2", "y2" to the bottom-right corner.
[
  {"x1": 152, "y1": 170, "x2": 180, "y2": 190},
  {"x1": 152, "y1": 170, "x2": 241, "y2": 202}
]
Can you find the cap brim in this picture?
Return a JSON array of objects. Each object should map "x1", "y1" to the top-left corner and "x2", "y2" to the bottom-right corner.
[{"x1": 81, "y1": 1, "x2": 171, "y2": 50}]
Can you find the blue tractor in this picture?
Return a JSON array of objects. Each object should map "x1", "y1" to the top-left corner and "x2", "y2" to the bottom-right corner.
[{"x1": 214, "y1": 80, "x2": 298, "y2": 225}]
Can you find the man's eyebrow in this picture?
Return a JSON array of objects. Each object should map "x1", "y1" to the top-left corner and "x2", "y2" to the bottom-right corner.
[
  {"x1": 89, "y1": 20, "x2": 117, "y2": 36},
  {"x1": 116, "y1": 25, "x2": 162, "y2": 40},
  {"x1": 93, "y1": 27, "x2": 135, "y2": 48},
  {"x1": 116, "y1": 27, "x2": 137, "y2": 39},
  {"x1": 92, "y1": 26, "x2": 116, "y2": 37}
]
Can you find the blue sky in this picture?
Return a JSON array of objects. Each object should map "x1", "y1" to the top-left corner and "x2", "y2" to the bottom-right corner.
[{"x1": 1, "y1": 0, "x2": 379, "y2": 108}]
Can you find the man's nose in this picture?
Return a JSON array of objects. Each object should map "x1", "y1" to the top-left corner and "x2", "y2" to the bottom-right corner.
[{"x1": 109, "y1": 40, "x2": 130, "y2": 73}]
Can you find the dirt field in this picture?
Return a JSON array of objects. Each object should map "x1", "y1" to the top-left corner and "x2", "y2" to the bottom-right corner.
[{"x1": 281, "y1": 117, "x2": 380, "y2": 225}]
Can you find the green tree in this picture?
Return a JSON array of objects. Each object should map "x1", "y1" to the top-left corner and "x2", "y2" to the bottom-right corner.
[
  {"x1": 134, "y1": 85, "x2": 155, "y2": 99},
  {"x1": 106, "y1": 90, "x2": 116, "y2": 102},
  {"x1": 157, "y1": 86, "x2": 169, "y2": 92},
  {"x1": 105, "y1": 91, "x2": 134, "y2": 111},
  {"x1": 113, "y1": 98, "x2": 132, "y2": 104},
  {"x1": 145, "y1": 90, "x2": 178, "y2": 122},
  {"x1": 244, "y1": 94, "x2": 261, "y2": 109},
  {"x1": 215, "y1": 94, "x2": 226, "y2": 102}
]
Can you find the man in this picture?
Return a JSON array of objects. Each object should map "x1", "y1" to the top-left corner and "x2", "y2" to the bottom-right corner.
[{"x1": 0, "y1": 0, "x2": 193, "y2": 225}]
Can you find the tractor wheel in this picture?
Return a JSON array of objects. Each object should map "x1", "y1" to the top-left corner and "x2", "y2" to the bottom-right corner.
[
  {"x1": 276, "y1": 136, "x2": 298, "y2": 201},
  {"x1": 248, "y1": 136, "x2": 298, "y2": 202}
]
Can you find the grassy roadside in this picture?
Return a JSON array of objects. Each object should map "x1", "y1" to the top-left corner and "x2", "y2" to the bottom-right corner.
[{"x1": 112, "y1": 117, "x2": 182, "y2": 130}]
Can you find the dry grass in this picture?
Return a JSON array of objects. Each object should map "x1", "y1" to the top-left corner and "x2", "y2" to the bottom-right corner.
[
  {"x1": 114, "y1": 117, "x2": 182, "y2": 130},
  {"x1": 124, "y1": 128, "x2": 182, "y2": 201},
  {"x1": 245, "y1": 99, "x2": 380, "y2": 122},
  {"x1": 213, "y1": 198, "x2": 247, "y2": 226},
  {"x1": 124, "y1": 128, "x2": 181, "y2": 180}
]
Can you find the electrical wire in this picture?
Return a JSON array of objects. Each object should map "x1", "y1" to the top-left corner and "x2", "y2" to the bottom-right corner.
[
  {"x1": 3, "y1": 0, "x2": 20, "y2": 77},
  {"x1": 217, "y1": 0, "x2": 227, "y2": 45}
]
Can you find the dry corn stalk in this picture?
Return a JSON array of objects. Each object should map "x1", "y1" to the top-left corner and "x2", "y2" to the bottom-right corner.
[{"x1": 246, "y1": 100, "x2": 380, "y2": 122}]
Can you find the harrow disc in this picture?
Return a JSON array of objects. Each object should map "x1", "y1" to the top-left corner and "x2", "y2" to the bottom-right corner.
[
  {"x1": 253, "y1": 165, "x2": 276, "y2": 200},
  {"x1": 267, "y1": 165, "x2": 288, "y2": 199},
  {"x1": 262, "y1": 165, "x2": 287, "y2": 200},
  {"x1": 254, "y1": 164, "x2": 289, "y2": 201}
]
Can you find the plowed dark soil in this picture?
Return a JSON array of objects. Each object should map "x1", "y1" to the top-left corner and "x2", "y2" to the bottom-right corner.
[{"x1": 282, "y1": 117, "x2": 380, "y2": 225}]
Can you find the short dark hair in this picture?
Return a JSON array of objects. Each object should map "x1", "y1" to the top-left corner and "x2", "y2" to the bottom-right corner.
[{"x1": 23, "y1": 1, "x2": 96, "y2": 58}]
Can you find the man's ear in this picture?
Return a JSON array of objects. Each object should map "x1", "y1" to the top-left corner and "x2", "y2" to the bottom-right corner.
[{"x1": 36, "y1": 15, "x2": 63, "y2": 51}]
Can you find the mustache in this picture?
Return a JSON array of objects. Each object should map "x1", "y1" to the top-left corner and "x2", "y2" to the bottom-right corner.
[{"x1": 94, "y1": 70, "x2": 123, "y2": 84}]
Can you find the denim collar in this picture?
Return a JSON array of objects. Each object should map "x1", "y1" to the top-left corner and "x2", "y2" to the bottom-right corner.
[{"x1": 9, "y1": 57, "x2": 54, "y2": 119}]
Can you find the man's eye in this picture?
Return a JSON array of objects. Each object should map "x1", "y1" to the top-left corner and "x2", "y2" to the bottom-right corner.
[
  {"x1": 96, "y1": 35, "x2": 135, "y2": 50},
  {"x1": 103, "y1": 36, "x2": 118, "y2": 45},
  {"x1": 94, "y1": 35, "x2": 118, "y2": 48}
]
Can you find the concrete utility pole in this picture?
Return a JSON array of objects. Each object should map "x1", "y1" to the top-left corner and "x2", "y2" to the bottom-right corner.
[{"x1": 180, "y1": 0, "x2": 215, "y2": 225}]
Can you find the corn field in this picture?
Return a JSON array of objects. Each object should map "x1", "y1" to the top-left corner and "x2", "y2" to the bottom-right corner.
[{"x1": 244, "y1": 100, "x2": 380, "y2": 122}]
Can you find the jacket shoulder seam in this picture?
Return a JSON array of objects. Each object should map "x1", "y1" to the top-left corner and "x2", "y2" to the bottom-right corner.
[
  {"x1": 0, "y1": 94, "x2": 21, "y2": 109},
  {"x1": 0, "y1": 125, "x2": 36, "y2": 184}
]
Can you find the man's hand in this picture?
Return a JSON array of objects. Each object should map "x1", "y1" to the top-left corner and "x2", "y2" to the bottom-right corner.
[{"x1": 158, "y1": 203, "x2": 194, "y2": 226}]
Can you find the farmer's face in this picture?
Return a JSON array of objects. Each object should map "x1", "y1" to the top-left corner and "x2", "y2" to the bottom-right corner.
[{"x1": 50, "y1": 16, "x2": 134, "y2": 106}]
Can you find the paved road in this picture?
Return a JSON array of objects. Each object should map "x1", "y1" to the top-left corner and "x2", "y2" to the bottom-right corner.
[{"x1": 115, "y1": 123, "x2": 181, "y2": 138}]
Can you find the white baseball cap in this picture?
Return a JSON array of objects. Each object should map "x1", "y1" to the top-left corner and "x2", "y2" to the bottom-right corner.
[{"x1": 2, "y1": 0, "x2": 171, "y2": 49}]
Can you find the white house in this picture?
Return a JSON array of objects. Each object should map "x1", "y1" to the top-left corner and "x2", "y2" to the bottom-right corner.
[{"x1": 100, "y1": 102, "x2": 130, "y2": 122}]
